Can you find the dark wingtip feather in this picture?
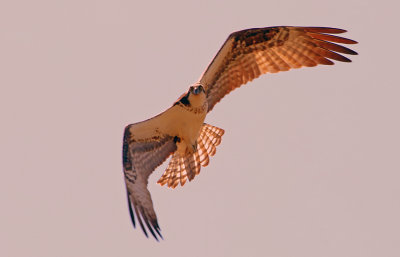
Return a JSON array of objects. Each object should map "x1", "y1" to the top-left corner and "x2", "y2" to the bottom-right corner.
[
  {"x1": 314, "y1": 39, "x2": 358, "y2": 55},
  {"x1": 156, "y1": 228, "x2": 163, "y2": 240},
  {"x1": 133, "y1": 205, "x2": 148, "y2": 238},
  {"x1": 341, "y1": 38, "x2": 358, "y2": 44},
  {"x1": 303, "y1": 27, "x2": 347, "y2": 34},
  {"x1": 127, "y1": 195, "x2": 136, "y2": 228},
  {"x1": 143, "y1": 218, "x2": 163, "y2": 241},
  {"x1": 144, "y1": 218, "x2": 159, "y2": 241},
  {"x1": 334, "y1": 54, "x2": 352, "y2": 62},
  {"x1": 132, "y1": 202, "x2": 163, "y2": 241},
  {"x1": 308, "y1": 32, "x2": 358, "y2": 44},
  {"x1": 153, "y1": 221, "x2": 163, "y2": 239}
]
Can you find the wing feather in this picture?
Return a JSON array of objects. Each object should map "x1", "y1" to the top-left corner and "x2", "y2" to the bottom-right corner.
[
  {"x1": 199, "y1": 26, "x2": 358, "y2": 112},
  {"x1": 123, "y1": 114, "x2": 178, "y2": 240},
  {"x1": 312, "y1": 39, "x2": 358, "y2": 55}
]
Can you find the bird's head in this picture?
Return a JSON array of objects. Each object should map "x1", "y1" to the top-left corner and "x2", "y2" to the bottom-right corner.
[
  {"x1": 189, "y1": 84, "x2": 205, "y2": 95},
  {"x1": 174, "y1": 83, "x2": 206, "y2": 108},
  {"x1": 187, "y1": 83, "x2": 206, "y2": 107}
]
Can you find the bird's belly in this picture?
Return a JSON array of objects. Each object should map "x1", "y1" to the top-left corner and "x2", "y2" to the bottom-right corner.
[
  {"x1": 165, "y1": 108, "x2": 206, "y2": 153},
  {"x1": 178, "y1": 111, "x2": 205, "y2": 142}
]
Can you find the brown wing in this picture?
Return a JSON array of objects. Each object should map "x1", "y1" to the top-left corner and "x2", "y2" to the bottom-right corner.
[
  {"x1": 123, "y1": 123, "x2": 178, "y2": 240},
  {"x1": 157, "y1": 123, "x2": 225, "y2": 188},
  {"x1": 199, "y1": 26, "x2": 358, "y2": 112}
]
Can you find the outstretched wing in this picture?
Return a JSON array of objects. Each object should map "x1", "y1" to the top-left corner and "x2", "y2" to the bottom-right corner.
[
  {"x1": 157, "y1": 123, "x2": 225, "y2": 188},
  {"x1": 199, "y1": 26, "x2": 358, "y2": 112},
  {"x1": 123, "y1": 114, "x2": 179, "y2": 240}
]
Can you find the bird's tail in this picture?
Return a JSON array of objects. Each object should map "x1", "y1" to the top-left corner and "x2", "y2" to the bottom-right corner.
[{"x1": 157, "y1": 123, "x2": 224, "y2": 188}]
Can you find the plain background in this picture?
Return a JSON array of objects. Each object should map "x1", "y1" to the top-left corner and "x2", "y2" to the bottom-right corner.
[{"x1": 1, "y1": 0, "x2": 399, "y2": 256}]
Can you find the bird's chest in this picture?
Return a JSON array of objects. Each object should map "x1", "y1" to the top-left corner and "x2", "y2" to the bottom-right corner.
[
  {"x1": 176, "y1": 105, "x2": 206, "y2": 140},
  {"x1": 163, "y1": 102, "x2": 207, "y2": 153}
]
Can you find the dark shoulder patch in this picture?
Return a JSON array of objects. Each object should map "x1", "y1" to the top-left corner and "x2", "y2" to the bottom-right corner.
[
  {"x1": 231, "y1": 27, "x2": 282, "y2": 47},
  {"x1": 174, "y1": 91, "x2": 191, "y2": 106}
]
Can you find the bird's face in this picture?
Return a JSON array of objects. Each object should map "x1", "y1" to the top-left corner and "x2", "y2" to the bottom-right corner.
[
  {"x1": 188, "y1": 84, "x2": 206, "y2": 107},
  {"x1": 189, "y1": 84, "x2": 205, "y2": 95}
]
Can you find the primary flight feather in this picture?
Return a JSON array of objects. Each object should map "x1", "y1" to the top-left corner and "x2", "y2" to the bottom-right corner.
[{"x1": 122, "y1": 26, "x2": 358, "y2": 240}]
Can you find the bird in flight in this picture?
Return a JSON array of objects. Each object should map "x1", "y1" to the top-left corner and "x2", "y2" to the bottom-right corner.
[{"x1": 122, "y1": 26, "x2": 358, "y2": 240}]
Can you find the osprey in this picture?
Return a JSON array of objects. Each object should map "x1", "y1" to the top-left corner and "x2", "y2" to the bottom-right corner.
[{"x1": 122, "y1": 26, "x2": 358, "y2": 240}]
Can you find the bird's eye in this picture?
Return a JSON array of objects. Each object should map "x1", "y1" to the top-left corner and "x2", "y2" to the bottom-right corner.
[{"x1": 193, "y1": 86, "x2": 202, "y2": 95}]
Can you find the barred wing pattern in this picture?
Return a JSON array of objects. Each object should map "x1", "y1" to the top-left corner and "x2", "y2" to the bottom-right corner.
[
  {"x1": 122, "y1": 26, "x2": 357, "y2": 240},
  {"x1": 123, "y1": 125, "x2": 178, "y2": 240},
  {"x1": 157, "y1": 123, "x2": 225, "y2": 188},
  {"x1": 199, "y1": 26, "x2": 358, "y2": 112}
]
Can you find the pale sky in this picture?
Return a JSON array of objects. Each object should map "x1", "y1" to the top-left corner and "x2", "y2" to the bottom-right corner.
[{"x1": 1, "y1": 0, "x2": 399, "y2": 257}]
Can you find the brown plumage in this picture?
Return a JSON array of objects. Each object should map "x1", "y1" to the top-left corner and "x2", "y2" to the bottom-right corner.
[
  {"x1": 122, "y1": 26, "x2": 358, "y2": 240},
  {"x1": 200, "y1": 27, "x2": 357, "y2": 112}
]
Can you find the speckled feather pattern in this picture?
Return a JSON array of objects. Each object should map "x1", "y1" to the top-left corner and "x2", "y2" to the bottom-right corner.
[
  {"x1": 123, "y1": 131, "x2": 177, "y2": 240},
  {"x1": 122, "y1": 26, "x2": 357, "y2": 240},
  {"x1": 200, "y1": 27, "x2": 358, "y2": 112}
]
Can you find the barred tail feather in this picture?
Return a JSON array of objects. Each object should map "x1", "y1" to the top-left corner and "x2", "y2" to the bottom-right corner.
[
  {"x1": 157, "y1": 123, "x2": 224, "y2": 188},
  {"x1": 197, "y1": 137, "x2": 210, "y2": 166}
]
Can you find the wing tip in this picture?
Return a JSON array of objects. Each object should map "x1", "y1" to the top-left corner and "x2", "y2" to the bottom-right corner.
[
  {"x1": 127, "y1": 194, "x2": 136, "y2": 228},
  {"x1": 303, "y1": 27, "x2": 348, "y2": 34},
  {"x1": 341, "y1": 38, "x2": 358, "y2": 44},
  {"x1": 127, "y1": 193, "x2": 164, "y2": 241}
]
